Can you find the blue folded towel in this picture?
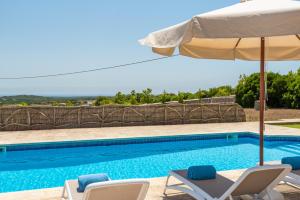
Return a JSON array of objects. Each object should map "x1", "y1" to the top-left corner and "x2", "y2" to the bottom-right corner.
[
  {"x1": 77, "y1": 173, "x2": 110, "y2": 192},
  {"x1": 282, "y1": 157, "x2": 300, "y2": 170},
  {"x1": 187, "y1": 165, "x2": 216, "y2": 180}
]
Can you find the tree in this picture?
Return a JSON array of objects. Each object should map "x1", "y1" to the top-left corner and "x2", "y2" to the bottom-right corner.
[
  {"x1": 195, "y1": 89, "x2": 206, "y2": 99},
  {"x1": 177, "y1": 92, "x2": 185, "y2": 103},
  {"x1": 51, "y1": 101, "x2": 59, "y2": 106},
  {"x1": 66, "y1": 100, "x2": 75, "y2": 107},
  {"x1": 235, "y1": 69, "x2": 300, "y2": 108},
  {"x1": 159, "y1": 90, "x2": 172, "y2": 104},
  {"x1": 94, "y1": 96, "x2": 113, "y2": 106},
  {"x1": 283, "y1": 70, "x2": 300, "y2": 108},
  {"x1": 129, "y1": 90, "x2": 138, "y2": 105},
  {"x1": 114, "y1": 92, "x2": 126, "y2": 104},
  {"x1": 241, "y1": 90, "x2": 256, "y2": 108},
  {"x1": 136, "y1": 92, "x2": 142, "y2": 104},
  {"x1": 141, "y1": 88, "x2": 153, "y2": 104},
  {"x1": 266, "y1": 72, "x2": 288, "y2": 107},
  {"x1": 236, "y1": 73, "x2": 260, "y2": 108},
  {"x1": 216, "y1": 85, "x2": 235, "y2": 96}
]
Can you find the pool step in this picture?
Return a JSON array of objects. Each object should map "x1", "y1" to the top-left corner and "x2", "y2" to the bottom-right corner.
[
  {"x1": 226, "y1": 134, "x2": 239, "y2": 142},
  {"x1": 0, "y1": 146, "x2": 7, "y2": 153}
]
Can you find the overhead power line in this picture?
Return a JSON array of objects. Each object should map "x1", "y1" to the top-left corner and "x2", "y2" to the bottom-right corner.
[{"x1": 0, "y1": 54, "x2": 180, "y2": 80}]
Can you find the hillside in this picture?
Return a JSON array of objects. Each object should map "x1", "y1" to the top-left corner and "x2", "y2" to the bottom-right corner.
[{"x1": 0, "y1": 95, "x2": 95, "y2": 105}]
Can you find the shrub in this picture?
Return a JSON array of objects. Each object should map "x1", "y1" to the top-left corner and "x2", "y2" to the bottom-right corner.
[
  {"x1": 18, "y1": 102, "x2": 29, "y2": 106},
  {"x1": 95, "y1": 96, "x2": 114, "y2": 106},
  {"x1": 66, "y1": 100, "x2": 75, "y2": 107}
]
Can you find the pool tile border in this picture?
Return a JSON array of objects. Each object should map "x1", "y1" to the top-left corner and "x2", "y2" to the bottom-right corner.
[{"x1": 1, "y1": 132, "x2": 300, "y2": 152}]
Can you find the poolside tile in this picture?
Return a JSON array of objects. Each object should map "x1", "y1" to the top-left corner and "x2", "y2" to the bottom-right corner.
[
  {"x1": 1, "y1": 122, "x2": 300, "y2": 146},
  {"x1": 0, "y1": 169, "x2": 299, "y2": 200},
  {"x1": 0, "y1": 122, "x2": 300, "y2": 199}
]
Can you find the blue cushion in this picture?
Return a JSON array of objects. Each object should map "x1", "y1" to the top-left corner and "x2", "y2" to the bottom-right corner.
[
  {"x1": 187, "y1": 165, "x2": 216, "y2": 180},
  {"x1": 77, "y1": 173, "x2": 110, "y2": 192},
  {"x1": 282, "y1": 157, "x2": 300, "y2": 170}
]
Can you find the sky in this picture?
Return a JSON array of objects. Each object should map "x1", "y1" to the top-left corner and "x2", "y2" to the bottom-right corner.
[{"x1": 0, "y1": 0, "x2": 299, "y2": 96}]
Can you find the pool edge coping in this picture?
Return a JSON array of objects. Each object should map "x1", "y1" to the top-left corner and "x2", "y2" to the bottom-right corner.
[{"x1": 1, "y1": 131, "x2": 300, "y2": 152}]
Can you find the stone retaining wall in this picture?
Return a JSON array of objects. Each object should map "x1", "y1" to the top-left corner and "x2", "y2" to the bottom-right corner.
[{"x1": 0, "y1": 103, "x2": 246, "y2": 131}]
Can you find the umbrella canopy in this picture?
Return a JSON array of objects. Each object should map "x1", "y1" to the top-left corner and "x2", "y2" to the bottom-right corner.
[
  {"x1": 139, "y1": 0, "x2": 300, "y2": 61},
  {"x1": 139, "y1": 0, "x2": 300, "y2": 165}
]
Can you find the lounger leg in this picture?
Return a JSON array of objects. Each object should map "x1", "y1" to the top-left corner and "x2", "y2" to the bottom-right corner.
[
  {"x1": 163, "y1": 175, "x2": 171, "y2": 195},
  {"x1": 61, "y1": 185, "x2": 66, "y2": 200},
  {"x1": 61, "y1": 181, "x2": 71, "y2": 200}
]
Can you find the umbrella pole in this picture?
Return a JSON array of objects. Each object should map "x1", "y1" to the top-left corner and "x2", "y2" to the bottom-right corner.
[{"x1": 259, "y1": 37, "x2": 265, "y2": 166}]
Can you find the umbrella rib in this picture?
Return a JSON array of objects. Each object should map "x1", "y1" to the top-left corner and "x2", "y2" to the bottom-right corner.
[
  {"x1": 234, "y1": 38, "x2": 242, "y2": 49},
  {"x1": 296, "y1": 35, "x2": 300, "y2": 41}
]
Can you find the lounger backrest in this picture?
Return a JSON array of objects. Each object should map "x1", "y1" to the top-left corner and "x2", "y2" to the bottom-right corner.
[
  {"x1": 231, "y1": 165, "x2": 291, "y2": 196},
  {"x1": 84, "y1": 179, "x2": 150, "y2": 200}
]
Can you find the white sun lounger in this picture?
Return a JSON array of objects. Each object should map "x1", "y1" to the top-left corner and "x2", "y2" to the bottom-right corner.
[
  {"x1": 283, "y1": 170, "x2": 300, "y2": 188},
  {"x1": 61, "y1": 179, "x2": 150, "y2": 200},
  {"x1": 264, "y1": 160, "x2": 300, "y2": 189},
  {"x1": 164, "y1": 165, "x2": 291, "y2": 200}
]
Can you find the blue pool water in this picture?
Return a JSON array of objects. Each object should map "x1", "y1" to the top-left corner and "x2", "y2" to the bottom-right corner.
[{"x1": 0, "y1": 133, "x2": 300, "y2": 193}]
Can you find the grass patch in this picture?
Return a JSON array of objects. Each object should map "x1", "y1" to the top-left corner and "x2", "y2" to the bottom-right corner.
[{"x1": 278, "y1": 123, "x2": 300, "y2": 129}]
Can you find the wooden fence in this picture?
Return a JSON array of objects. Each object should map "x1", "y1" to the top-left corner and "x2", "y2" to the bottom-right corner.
[{"x1": 0, "y1": 103, "x2": 246, "y2": 131}]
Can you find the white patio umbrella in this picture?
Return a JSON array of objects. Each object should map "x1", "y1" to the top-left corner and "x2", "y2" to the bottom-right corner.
[{"x1": 139, "y1": 0, "x2": 300, "y2": 165}]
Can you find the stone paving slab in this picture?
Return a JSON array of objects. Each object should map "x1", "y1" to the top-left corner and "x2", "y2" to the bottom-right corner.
[
  {"x1": 0, "y1": 169, "x2": 299, "y2": 200},
  {"x1": 1, "y1": 122, "x2": 300, "y2": 146},
  {"x1": 1, "y1": 121, "x2": 300, "y2": 199}
]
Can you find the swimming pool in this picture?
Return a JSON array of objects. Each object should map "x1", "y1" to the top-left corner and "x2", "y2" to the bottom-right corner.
[{"x1": 0, "y1": 132, "x2": 300, "y2": 193}]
